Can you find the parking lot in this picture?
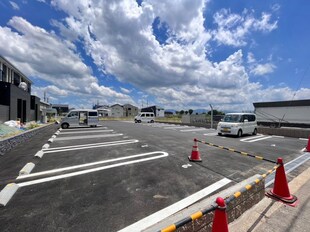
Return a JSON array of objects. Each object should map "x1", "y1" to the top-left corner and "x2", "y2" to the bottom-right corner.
[{"x1": 0, "y1": 121, "x2": 309, "y2": 232}]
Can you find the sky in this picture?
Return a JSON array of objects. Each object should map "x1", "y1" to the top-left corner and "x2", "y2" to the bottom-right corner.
[{"x1": 0, "y1": 0, "x2": 309, "y2": 112}]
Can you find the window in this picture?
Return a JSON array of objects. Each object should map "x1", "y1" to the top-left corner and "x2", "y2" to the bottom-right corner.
[
  {"x1": 128, "y1": 108, "x2": 131, "y2": 110},
  {"x1": 146, "y1": 114, "x2": 150, "y2": 117},
  {"x1": 248, "y1": 115, "x2": 256, "y2": 122},
  {"x1": 14, "y1": 73, "x2": 20, "y2": 86},
  {"x1": 141, "y1": 114, "x2": 145, "y2": 117},
  {"x1": 1, "y1": 64, "x2": 7, "y2": 82},
  {"x1": 68, "y1": 111, "x2": 78, "y2": 117},
  {"x1": 89, "y1": 111, "x2": 98, "y2": 116}
]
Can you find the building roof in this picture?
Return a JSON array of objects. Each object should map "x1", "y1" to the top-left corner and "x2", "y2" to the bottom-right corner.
[
  {"x1": 51, "y1": 104, "x2": 69, "y2": 108},
  {"x1": 0, "y1": 55, "x2": 33, "y2": 84},
  {"x1": 110, "y1": 104, "x2": 123, "y2": 108},
  {"x1": 253, "y1": 99, "x2": 310, "y2": 108}
]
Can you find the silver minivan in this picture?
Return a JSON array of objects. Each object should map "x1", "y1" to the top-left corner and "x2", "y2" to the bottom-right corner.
[
  {"x1": 217, "y1": 113, "x2": 257, "y2": 137},
  {"x1": 61, "y1": 109, "x2": 99, "y2": 129},
  {"x1": 134, "y1": 112, "x2": 155, "y2": 123}
]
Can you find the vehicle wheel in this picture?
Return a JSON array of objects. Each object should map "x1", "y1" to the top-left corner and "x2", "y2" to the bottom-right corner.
[
  {"x1": 138, "y1": 120, "x2": 141, "y2": 123},
  {"x1": 61, "y1": 123, "x2": 69, "y2": 129},
  {"x1": 150, "y1": 120, "x2": 154, "y2": 123},
  {"x1": 237, "y1": 129, "x2": 242, "y2": 137},
  {"x1": 218, "y1": 133, "x2": 222, "y2": 136},
  {"x1": 253, "y1": 128, "x2": 257, "y2": 135},
  {"x1": 134, "y1": 119, "x2": 137, "y2": 123}
]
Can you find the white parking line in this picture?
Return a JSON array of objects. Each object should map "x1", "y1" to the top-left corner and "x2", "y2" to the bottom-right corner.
[
  {"x1": 180, "y1": 128, "x2": 207, "y2": 132},
  {"x1": 17, "y1": 152, "x2": 168, "y2": 187},
  {"x1": 18, "y1": 151, "x2": 161, "y2": 180},
  {"x1": 62, "y1": 126, "x2": 106, "y2": 131},
  {"x1": 203, "y1": 132, "x2": 218, "y2": 136},
  {"x1": 54, "y1": 133, "x2": 123, "y2": 141},
  {"x1": 247, "y1": 136, "x2": 273, "y2": 143},
  {"x1": 118, "y1": 178, "x2": 232, "y2": 232},
  {"x1": 59, "y1": 129, "x2": 114, "y2": 134},
  {"x1": 164, "y1": 126, "x2": 190, "y2": 129},
  {"x1": 43, "y1": 140, "x2": 139, "y2": 153},
  {"x1": 240, "y1": 135, "x2": 265, "y2": 142},
  {"x1": 299, "y1": 138, "x2": 308, "y2": 141}
]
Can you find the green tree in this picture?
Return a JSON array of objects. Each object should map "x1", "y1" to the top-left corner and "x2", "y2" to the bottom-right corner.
[
  {"x1": 208, "y1": 110, "x2": 225, "y2": 115},
  {"x1": 180, "y1": 110, "x2": 184, "y2": 115},
  {"x1": 189, "y1": 109, "x2": 193, "y2": 115},
  {"x1": 185, "y1": 111, "x2": 188, "y2": 115}
]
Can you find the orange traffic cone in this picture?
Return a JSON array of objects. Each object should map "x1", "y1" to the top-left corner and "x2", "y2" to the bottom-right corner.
[
  {"x1": 306, "y1": 135, "x2": 310, "y2": 152},
  {"x1": 266, "y1": 157, "x2": 298, "y2": 206},
  {"x1": 188, "y1": 138, "x2": 202, "y2": 162},
  {"x1": 212, "y1": 197, "x2": 229, "y2": 232}
]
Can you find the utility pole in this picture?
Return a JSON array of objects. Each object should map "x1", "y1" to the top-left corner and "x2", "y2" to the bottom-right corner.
[{"x1": 209, "y1": 104, "x2": 213, "y2": 129}]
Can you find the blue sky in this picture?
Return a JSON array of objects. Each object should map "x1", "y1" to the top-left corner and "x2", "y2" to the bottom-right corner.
[{"x1": 0, "y1": 0, "x2": 309, "y2": 111}]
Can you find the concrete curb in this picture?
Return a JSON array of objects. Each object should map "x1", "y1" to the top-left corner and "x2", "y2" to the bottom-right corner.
[
  {"x1": 19, "y1": 162, "x2": 35, "y2": 175},
  {"x1": 0, "y1": 183, "x2": 19, "y2": 207},
  {"x1": 34, "y1": 150, "x2": 44, "y2": 159},
  {"x1": 42, "y1": 143, "x2": 50, "y2": 149}
]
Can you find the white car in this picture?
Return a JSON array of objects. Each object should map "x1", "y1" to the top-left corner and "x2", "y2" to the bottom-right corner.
[
  {"x1": 217, "y1": 113, "x2": 257, "y2": 137},
  {"x1": 61, "y1": 109, "x2": 99, "y2": 129},
  {"x1": 134, "y1": 112, "x2": 155, "y2": 123}
]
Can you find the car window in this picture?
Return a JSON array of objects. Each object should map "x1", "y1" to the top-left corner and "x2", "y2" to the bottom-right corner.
[
  {"x1": 68, "y1": 111, "x2": 78, "y2": 117},
  {"x1": 89, "y1": 111, "x2": 98, "y2": 116}
]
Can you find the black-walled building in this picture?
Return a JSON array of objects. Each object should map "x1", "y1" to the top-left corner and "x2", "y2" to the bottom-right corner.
[{"x1": 0, "y1": 55, "x2": 40, "y2": 123}]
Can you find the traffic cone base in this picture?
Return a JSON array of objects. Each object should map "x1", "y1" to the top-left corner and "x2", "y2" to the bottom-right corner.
[
  {"x1": 265, "y1": 157, "x2": 298, "y2": 207},
  {"x1": 265, "y1": 190, "x2": 299, "y2": 207}
]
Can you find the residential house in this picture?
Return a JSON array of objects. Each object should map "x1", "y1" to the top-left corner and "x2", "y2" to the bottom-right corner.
[
  {"x1": 123, "y1": 104, "x2": 139, "y2": 117},
  {"x1": 0, "y1": 55, "x2": 40, "y2": 123}
]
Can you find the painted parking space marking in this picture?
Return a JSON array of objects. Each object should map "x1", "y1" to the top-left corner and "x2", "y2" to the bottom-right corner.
[
  {"x1": 54, "y1": 133, "x2": 123, "y2": 141},
  {"x1": 164, "y1": 126, "x2": 190, "y2": 129},
  {"x1": 59, "y1": 129, "x2": 114, "y2": 134},
  {"x1": 299, "y1": 138, "x2": 308, "y2": 141},
  {"x1": 180, "y1": 128, "x2": 207, "y2": 132},
  {"x1": 240, "y1": 135, "x2": 265, "y2": 142},
  {"x1": 42, "y1": 140, "x2": 139, "y2": 154},
  {"x1": 240, "y1": 135, "x2": 273, "y2": 143},
  {"x1": 119, "y1": 178, "x2": 232, "y2": 232},
  {"x1": 61, "y1": 126, "x2": 107, "y2": 131},
  {"x1": 17, "y1": 152, "x2": 169, "y2": 187},
  {"x1": 18, "y1": 150, "x2": 160, "y2": 180},
  {"x1": 203, "y1": 132, "x2": 218, "y2": 136}
]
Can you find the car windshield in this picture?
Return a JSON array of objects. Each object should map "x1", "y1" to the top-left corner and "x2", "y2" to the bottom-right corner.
[{"x1": 223, "y1": 115, "x2": 241, "y2": 122}]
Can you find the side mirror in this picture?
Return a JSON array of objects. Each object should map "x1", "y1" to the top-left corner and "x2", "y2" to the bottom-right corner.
[{"x1": 244, "y1": 119, "x2": 248, "y2": 123}]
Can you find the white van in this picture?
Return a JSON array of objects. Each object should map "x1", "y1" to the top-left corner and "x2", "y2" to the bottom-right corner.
[
  {"x1": 134, "y1": 112, "x2": 155, "y2": 123},
  {"x1": 217, "y1": 113, "x2": 257, "y2": 137},
  {"x1": 61, "y1": 109, "x2": 99, "y2": 129}
]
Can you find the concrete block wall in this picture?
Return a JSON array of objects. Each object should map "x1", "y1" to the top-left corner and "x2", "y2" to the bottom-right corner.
[{"x1": 258, "y1": 127, "x2": 310, "y2": 139}]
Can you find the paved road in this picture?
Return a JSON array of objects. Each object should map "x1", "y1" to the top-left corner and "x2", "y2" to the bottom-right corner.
[{"x1": 0, "y1": 121, "x2": 307, "y2": 232}]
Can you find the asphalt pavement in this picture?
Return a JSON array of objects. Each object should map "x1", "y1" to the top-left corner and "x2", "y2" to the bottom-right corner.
[{"x1": 0, "y1": 120, "x2": 308, "y2": 232}]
